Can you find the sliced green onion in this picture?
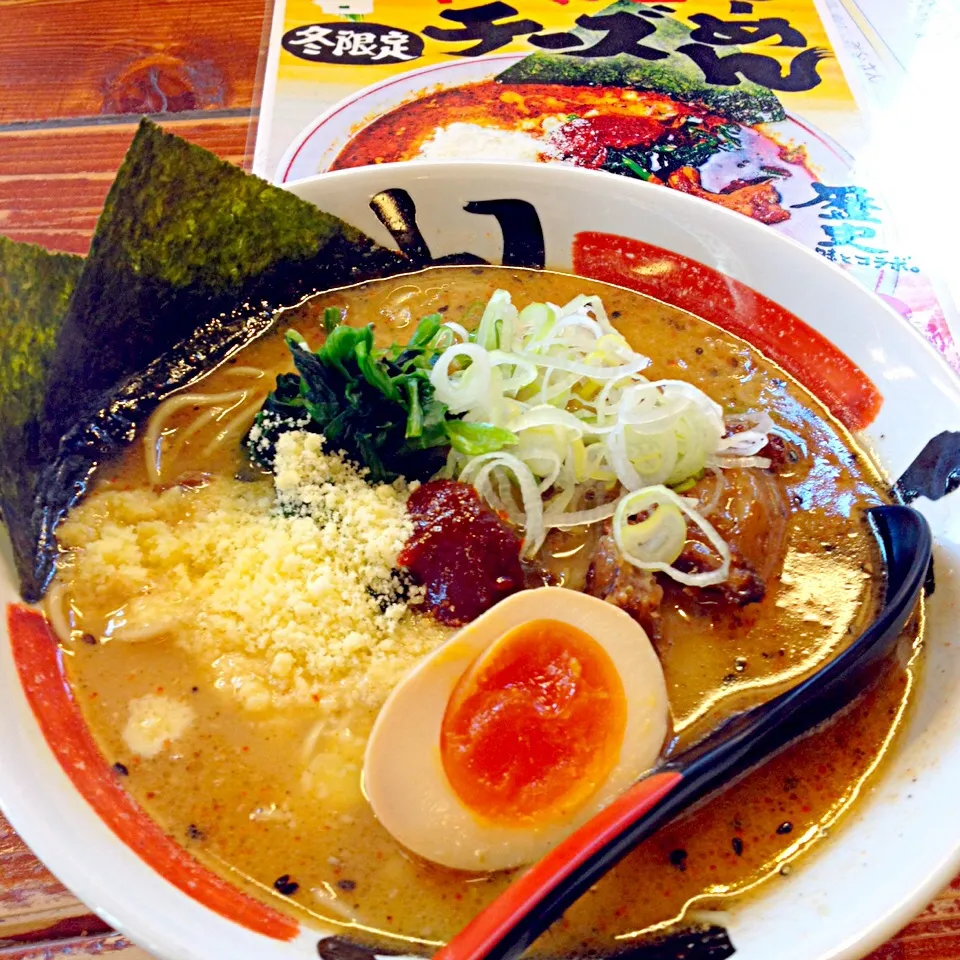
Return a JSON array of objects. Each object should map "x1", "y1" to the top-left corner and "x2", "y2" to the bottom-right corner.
[
  {"x1": 619, "y1": 498, "x2": 687, "y2": 566},
  {"x1": 670, "y1": 469, "x2": 705, "y2": 494},
  {"x1": 408, "y1": 313, "x2": 443, "y2": 349},
  {"x1": 622, "y1": 156, "x2": 654, "y2": 181},
  {"x1": 474, "y1": 289, "x2": 516, "y2": 351},
  {"x1": 423, "y1": 289, "x2": 772, "y2": 583},
  {"x1": 430, "y1": 344, "x2": 493, "y2": 414},
  {"x1": 445, "y1": 420, "x2": 518, "y2": 457},
  {"x1": 614, "y1": 485, "x2": 730, "y2": 587},
  {"x1": 518, "y1": 301, "x2": 555, "y2": 347},
  {"x1": 460, "y1": 452, "x2": 544, "y2": 554}
]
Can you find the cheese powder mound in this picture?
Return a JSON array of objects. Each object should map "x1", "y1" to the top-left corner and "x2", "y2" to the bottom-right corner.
[
  {"x1": 123, "y1": 694, "x2": 196, "y2": 758},
  {"x1": 57, "y1": 432, "x2": 448, "y2": 712}
]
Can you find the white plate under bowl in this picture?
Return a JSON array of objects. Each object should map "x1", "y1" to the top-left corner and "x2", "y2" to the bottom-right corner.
[{"x1": 1, "y1": 161, "x2": 959, "y2": 960}]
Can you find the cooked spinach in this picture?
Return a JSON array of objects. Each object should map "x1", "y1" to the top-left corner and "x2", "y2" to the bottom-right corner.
[
  {"x1": 251, "y1": 314, "x2": 453, "y2": 483},
  {"x1": 251, "y1": 312, "x2": 522, "y2": 483}
]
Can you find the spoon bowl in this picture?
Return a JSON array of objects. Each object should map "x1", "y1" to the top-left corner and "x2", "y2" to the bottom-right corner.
[{"x1": 437, "y1": 504, "x2": 933, "y2": 960}]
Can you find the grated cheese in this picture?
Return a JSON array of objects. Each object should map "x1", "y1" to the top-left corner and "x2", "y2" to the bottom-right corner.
[
  {"x1": 57, "y1": 432, "x2": 449, "y2": 713},
  {"x1": 123, "y1": 694, "x2": 195, "y2": 758}
]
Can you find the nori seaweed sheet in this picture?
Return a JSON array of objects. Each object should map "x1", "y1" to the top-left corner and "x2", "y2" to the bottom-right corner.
[
  {"x1": 615, "y1": 925, "x2": 736, "y2": 960},
  {"x1": 41, "y1": 119, "x2": 403, "y2": 450},
  {"x1": 313, "y1": 924, "x2": 735, "y2": 960},
  {"x1": 2, "y1": 119, "x2": 408, "y2": 602},
  {"x1": 0, "y1": 238, "x2": 83, "y2": 601},
  {"x1": 496, "y1": 1, "x2": 784, "y2": 126}
]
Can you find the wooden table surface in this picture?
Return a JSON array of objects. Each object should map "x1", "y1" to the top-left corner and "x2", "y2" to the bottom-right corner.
[{"x1": 1, "y1": 1, "x2": 959, "y2": 957}]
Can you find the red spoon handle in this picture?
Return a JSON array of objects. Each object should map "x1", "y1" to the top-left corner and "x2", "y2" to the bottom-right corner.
[{"x1": 434, "y1": 770, "x2": 684, "y2": 960}]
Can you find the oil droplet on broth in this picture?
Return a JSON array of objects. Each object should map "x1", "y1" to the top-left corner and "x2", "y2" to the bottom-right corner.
[
  {"x1": 377, "y1": 284, "x2": 448, "y2": 330},
  {"x1": 56, "y1": 265, "x2": 915, "y2": 958}
]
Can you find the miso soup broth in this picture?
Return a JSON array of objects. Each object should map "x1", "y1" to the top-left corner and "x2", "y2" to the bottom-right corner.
[{"x1": 51, "y1": 267, "x2": 919, "y2": 956}]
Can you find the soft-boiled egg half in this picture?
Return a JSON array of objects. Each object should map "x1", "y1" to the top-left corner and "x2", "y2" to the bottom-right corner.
[{"x1": 363, "y1": 586, "x2": 669, "y2": 872}]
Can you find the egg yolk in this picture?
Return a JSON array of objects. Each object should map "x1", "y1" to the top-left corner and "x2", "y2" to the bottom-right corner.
[{"x1": 440, "y1": 619, "x2": 627, "y2": 825}]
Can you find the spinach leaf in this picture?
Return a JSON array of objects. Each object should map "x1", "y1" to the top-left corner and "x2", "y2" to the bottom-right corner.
[
  {"x1": 606, "y1": 119, "x2": 742, "y2": 181},
  {"x1": 251, "y1": 315, "x2": 455, "y2": 483}
]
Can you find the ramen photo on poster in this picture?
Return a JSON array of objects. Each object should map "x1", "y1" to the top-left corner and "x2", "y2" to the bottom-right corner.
[{"x1": 255, "y1": 0, "x2": 960, "y2": 370}]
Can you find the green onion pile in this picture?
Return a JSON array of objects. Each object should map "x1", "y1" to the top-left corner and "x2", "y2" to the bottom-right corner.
[
  {"x1": 429, "y1": 291, "x2": 773, "y2": 586},
  {"x1": 255, "y1": 291, "x2": 776, "y2": 587}
]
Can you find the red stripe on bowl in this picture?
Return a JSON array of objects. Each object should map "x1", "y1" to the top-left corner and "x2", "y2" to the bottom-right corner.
[
  {"x1": 572, "y1": 232, "x2": 883, "y2": 432},
  {"x1": 7, "y1": 604, "x2": 300, "y2": 943}
]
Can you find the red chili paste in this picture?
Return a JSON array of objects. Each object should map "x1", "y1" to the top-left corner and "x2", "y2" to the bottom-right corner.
[{"x1": 398, "y1": 480, "x2": 525, "y2": 625}]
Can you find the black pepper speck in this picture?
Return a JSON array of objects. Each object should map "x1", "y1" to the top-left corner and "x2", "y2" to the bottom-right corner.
[
  {"x1": 274, "y1": 874, "x2": 300, "y2": 896},
  {"x1": 668, "y1": 848, "x2": 688, "y2": 871},
  {"x1": 112, "y1": 762, "x2": 129, "y2": 776},
  {"x1": 732, "y1": 837, "x2": 744, "y2": 856},
  {"x1": 776, "y1": 821, "x2": 793, "y2": 835}
]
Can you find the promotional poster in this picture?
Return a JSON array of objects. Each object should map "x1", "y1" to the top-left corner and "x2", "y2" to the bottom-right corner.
[{"x1": 254, "y1": 0, "x2": 959, "y2": 369}]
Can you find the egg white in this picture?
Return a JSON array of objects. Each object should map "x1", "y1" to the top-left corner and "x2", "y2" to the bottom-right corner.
[{"x1": 362, "y1": 586, "x2": 669, "y2": 872}]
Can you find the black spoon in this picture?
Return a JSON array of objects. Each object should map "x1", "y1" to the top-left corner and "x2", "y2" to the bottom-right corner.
[{"x1": 435, "y1": 504, "x2": 932, "y2": 960}]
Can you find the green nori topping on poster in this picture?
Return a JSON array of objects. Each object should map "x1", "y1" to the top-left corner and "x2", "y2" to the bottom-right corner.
[{"x1": 497, "y1": 2, "x2": 785, "y2": 125}]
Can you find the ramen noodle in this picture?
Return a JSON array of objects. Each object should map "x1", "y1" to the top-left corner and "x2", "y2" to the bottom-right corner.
[{"x1": 50, "y1": 266, "x2": 918, "y2": 956}]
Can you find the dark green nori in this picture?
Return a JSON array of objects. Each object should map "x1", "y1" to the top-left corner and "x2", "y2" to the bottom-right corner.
[
  {"x1": 312, "y1": 925, "x2": 734, "y2": 960},
  {"x1": 0, "y1": 236, "x2": 83, "y2": 598},
  {"x1": 41, "y1": 118, "x2": 404, "y2": 449},
  {"x1": 2, "y1": 119, "x2": 407, "y2": 601},
  {"x1": 496, "y1": 1, "x2": 784, "y2": 126},
  {"x1": 615, "y1": 925, "x2": 736, "y2": 959}
]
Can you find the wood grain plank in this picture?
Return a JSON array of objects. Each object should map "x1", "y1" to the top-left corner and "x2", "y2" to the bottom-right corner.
[
  {"x1": 0, "y1": 0, "x2": 267, "y2": 125},
  {"x1": 0, "y1": 814, "x2": 82, "y2": 939},
  {"x1": 866, "y1": 881, "x2": 960, "y2": 959},
  {"x1": 0, "y1": 932, "x2": 151, "y2": 959},
  {"x1": 0, "y1": 117, "x2": 251, "y2": 255}
]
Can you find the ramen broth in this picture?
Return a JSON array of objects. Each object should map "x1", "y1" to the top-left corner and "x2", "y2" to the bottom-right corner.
[{"x1": 57, "y1": 267, "x2": 916, "y2": 955}]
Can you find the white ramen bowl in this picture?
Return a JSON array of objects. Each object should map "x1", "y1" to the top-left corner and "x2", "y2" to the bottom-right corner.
[{"x1": 1, "y1": 161, "x2": 959, "y2": 960}]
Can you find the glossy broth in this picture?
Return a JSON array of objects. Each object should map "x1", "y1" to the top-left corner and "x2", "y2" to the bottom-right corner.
[{"x1": 59, "y1": 267, "x2": 917, "y2": 955}]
